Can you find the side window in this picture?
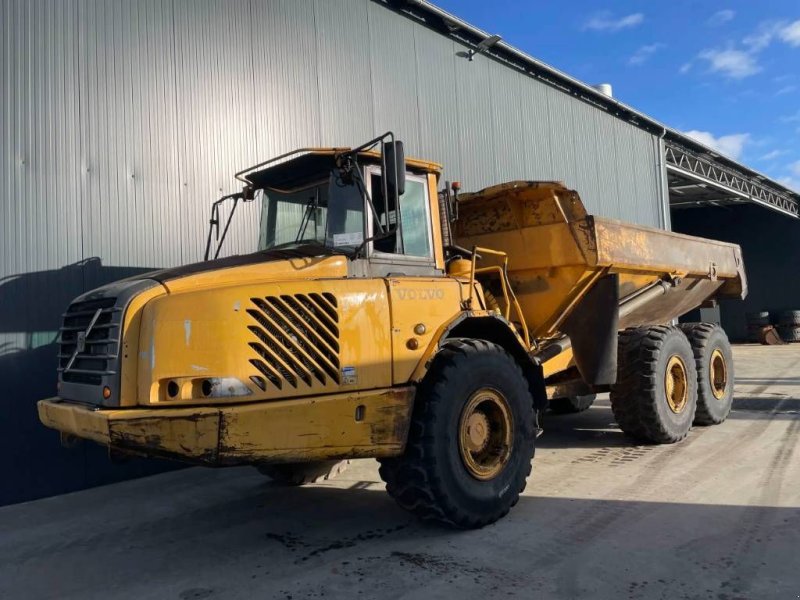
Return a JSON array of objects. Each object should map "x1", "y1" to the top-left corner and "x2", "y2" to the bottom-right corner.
[
  {"x1": 399, "y1": 179, "x2": 431, "y2": 258},
  {"x1": 369, "y1": 174, "x2": 399, "y2": 254},
  {"x1": 369, "y1": 172, "x2": 432, "y2": 259}
]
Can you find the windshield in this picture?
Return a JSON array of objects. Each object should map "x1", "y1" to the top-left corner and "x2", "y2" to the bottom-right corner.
[{"x1": 258, "y1": 169, "x2": 365, "y2": 253}]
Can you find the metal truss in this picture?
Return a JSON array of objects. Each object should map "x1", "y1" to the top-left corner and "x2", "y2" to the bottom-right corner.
[{"x1": 665, "y1": 143, "x2": 799, "y2": 218}]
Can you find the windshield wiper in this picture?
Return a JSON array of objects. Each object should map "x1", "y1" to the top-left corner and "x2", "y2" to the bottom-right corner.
[
  {"x1": 295, "y1": 189, "x2": 320, "y2": 243},
  {"x1": 265, "y1": 241, "x2": 349, "y2": 257}
]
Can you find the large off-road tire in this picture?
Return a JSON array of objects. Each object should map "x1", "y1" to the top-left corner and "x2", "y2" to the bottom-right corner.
[
  {"x1": 610, "y1": 326, "x2": 698, "y2": 444},
  {"x1": 256, "y1": 460, "x2": 350, "y2": 486},
  {"x1": 745, "y1": 311, "x2": 770, "y2": 327},
  {"x1": 549, "y1": 394, "x2": 596, "y2": 414},
  {"x1": 378, "y1": 339, "x2": 536, "y2": 529},
  {"x1": 745, "y1": 311, "x2": 770, "y2": 342},
  {"x1": 777, "y1": 325, "x2": 800, "y2": 343},
  {"x1": 680, "y1": 323, "x2": 734, "y2": 425},
  {"x1": 776, "y1": 310, "x2": 800, "y2": 326}
]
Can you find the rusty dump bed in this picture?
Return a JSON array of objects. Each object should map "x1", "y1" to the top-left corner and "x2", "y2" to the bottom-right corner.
[{"x1": 454, "y1": 181, "x2": 747, "y2": 341}]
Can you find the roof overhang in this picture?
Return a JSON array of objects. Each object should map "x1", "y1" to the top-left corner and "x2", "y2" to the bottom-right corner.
[{"x1": 665, "y1": 143, "x2": 799, "y2": 218}]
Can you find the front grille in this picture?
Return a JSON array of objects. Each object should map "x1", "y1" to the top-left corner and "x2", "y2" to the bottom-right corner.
[
  {"x1": 58, "y1": 297, "x2": 121, "y2": 385},
  {"x1": 247, "y1": 293, "x2": 340, "y2": 391}
]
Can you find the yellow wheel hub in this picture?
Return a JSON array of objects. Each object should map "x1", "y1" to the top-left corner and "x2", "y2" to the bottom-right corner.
[
  {"x1": 458, "y1": 388, "x2": 513, "y2": 480},
  {"x1": 709, "y1": 348, "x2": 728, "y2": 400},
  {"x1": 665, "y1": 355, "x2": 689, "y2": 414}
]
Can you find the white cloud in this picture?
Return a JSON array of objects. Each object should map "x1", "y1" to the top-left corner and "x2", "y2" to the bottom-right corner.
[
  {"x1": 743, "y1": 21, "x2": 782, "y2": 51},
  {"x1": 683, "y1": 130, "x2": 750, "y2": 160},
  {"x1": 781, "y1": 110, "x2": 800, "y2": 123},
  {"x1": 759, "y1": 149, "x2": 785, "y2": 161},
  {"x1": 679, "y1": 62, "x2": 693, "y2": 74},
  {"x1": 698, "y1": 48, "x2": 761, "y2": 79},
  {"x1": 708, "y1": 10, "x2": 735, "y2": 26},
  {"x1": 778, "y1": 176, "x2": 800, "y2": 192},
  {"x1": 742, "y1": 19, "x2": 800, "y2": 51},
  {"x1": 628, "y1": 43, "x2": 665, "y2": 66},
  {"x1": 776, "y1": 85, "x2": 797, "y2": 95},
  {"x1": 582, "y1": 12, "x2": 644, "y2": 32},
  {"x1": 779, "y1": 20, "x2": 800, "y2": 46},
  {"x1": 776, "y1": 162, "x2": 800, "y2": 192},
  {"x1": 695, "y1": 19, "x2": 800, "y2": 81}
]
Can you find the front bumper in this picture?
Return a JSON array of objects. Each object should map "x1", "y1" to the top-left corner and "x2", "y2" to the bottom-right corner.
[{"x1": 38, "y1": 387, "x2": 414, "y2": 466}]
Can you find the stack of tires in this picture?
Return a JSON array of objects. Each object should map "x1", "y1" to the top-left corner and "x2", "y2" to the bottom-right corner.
[
  {"x1": 746, "y1": 311, "x2": 770, "y2": 342},
  {"x1": 777, "y1": 310, "x2": 800, "y2": 343}
]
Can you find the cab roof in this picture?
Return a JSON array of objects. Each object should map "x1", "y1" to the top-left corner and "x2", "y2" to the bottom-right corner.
[{"x1": 240, "y1": 148, "x2": 441, "y2": 191}]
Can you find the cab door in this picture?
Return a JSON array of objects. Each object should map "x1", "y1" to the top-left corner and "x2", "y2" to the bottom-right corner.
[{"x1": 363, "y1": 167, "x2": 463, "y2": 384}]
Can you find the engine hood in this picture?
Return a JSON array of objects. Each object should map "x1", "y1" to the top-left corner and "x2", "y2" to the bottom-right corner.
[
  {"x1": 72, "y1": 247, "x2": 349, "y2": 303},
  {"x1": 126, "y1": 248, "x2": 349, "y2": 296},
  {"x1": 148, "y1": 245, "x2": 348, "y2": 284},
  {"x1": 59, "y1": 248, "x2": 349, "y2": 407}
]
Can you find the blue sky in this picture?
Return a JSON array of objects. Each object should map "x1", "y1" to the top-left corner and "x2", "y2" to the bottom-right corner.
[{"x1": 433, "y1": 1, "x2": 800, "y2": 191}]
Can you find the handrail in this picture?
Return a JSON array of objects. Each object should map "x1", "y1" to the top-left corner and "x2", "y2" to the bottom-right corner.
[{"x1": 467, "y1": 246, "x2": 530, "y2": 348}]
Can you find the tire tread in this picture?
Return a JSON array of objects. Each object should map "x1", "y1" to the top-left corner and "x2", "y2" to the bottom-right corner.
[
  {"x1": 378, "y1": 339, "x2": 534, "y2": 528},
  {"x1": 610, "y1": 325, "x2": 697, "y2": 443}
]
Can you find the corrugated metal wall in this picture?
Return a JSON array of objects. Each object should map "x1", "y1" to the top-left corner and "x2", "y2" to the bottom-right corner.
[{"x1": 0, "y1": 0, "x2": 665, "y2": 504}]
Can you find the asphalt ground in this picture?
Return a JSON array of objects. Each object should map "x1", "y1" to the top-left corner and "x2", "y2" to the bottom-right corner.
[{"x1": 2, "y1": 344, "x2": 799, "y2": 600}]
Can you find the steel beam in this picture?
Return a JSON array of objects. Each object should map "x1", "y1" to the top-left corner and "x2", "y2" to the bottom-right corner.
[{"x1": 665, "y1": 143, "x2": 799, "y2": 218}]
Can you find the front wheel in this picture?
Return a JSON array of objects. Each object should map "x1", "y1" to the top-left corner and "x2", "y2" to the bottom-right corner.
[{"x1": 378, "y1": 339, "x2": 536, "y2": 528}]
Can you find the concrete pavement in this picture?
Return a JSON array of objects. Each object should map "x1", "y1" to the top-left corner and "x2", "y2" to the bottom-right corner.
[{"x1": 1, "y1": 344, "x2": 799, "y2": 599}]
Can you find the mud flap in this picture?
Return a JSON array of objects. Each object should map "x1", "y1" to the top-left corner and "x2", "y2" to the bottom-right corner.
[{"x1": 561, "y1": 274, "x2": 619, "y2": 386}]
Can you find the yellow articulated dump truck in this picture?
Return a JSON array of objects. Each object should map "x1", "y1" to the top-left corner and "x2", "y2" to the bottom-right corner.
[{"x1": 39, "y1": 133, "x2": 746, "y2": 528}]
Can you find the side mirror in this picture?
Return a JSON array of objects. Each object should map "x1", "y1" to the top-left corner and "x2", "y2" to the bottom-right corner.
[{"x1": 384, "y1": 141, "x2": 405, "y2": 198}]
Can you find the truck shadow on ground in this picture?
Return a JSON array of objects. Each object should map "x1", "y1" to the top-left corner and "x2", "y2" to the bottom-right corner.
[
  {"x1": 2, "y1": 465, "x2": 798, "y2": 600},
  {"x1": 0, "y1": 258, "x2": 179, "y2": 506},
  {"x1": 539, "y1": 400, "x2": 640, "y2": 450},
  {"x1": 538, "y1": 394, "x2": 800, "y2": 452},
  {"x1": 736, "y1": 377, "x2": 800, "y2": 386},
  {"x1": 732, "y1": 396, "x2": 800, "y2": 414}
]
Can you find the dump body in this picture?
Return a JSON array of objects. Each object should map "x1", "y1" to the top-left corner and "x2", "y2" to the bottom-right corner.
[{"x1": 455, "y1": 181, "x2": 746, "y2": 339}]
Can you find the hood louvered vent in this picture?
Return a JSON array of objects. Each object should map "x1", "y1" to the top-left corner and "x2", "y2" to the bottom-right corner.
[{"x1": 247, "y1": 293, "x2": 341, "y2": 391}]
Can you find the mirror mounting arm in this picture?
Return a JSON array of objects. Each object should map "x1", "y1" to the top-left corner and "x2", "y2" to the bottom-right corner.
[{"x1": 203, "y1": 187, "x2": 254, "y2": 261}]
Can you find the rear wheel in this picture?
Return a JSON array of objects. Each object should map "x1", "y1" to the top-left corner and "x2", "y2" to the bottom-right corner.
[
  {"x1": 256, "y1": 460, "x2": 350, "y2": 486},
  {"x1": 549, "y1": 394, "x2": 596, "y2": 414},
  {"x1": 610, "y1": 326, "x2": 698, "y2": 443},
  {"x1": 378, "y1": 339, "x2": 535, "y2": 528},
  {"x1": 680, "y1": 323, "x2": 734, "y2": 425}
]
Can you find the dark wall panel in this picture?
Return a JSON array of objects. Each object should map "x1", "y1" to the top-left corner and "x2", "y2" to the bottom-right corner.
[{"x1": 671, "y1": 205, "x2": 800, "y2": 341}]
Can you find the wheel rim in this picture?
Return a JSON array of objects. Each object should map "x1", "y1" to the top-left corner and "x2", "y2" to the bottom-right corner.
[
  {"x1": 664, "y1": 355, "x2": 689, "y2": 414},
  {"x1": 458, "y1": 388, "x2": 513, "y2": 480},
  {"x1": 709, "y1": 348, "x2": 728, "y2": 400}
]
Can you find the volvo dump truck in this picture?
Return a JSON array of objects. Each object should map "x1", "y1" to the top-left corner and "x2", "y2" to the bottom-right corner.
[{"x1": 39, "y1": 133, "x2": 746, "y2": 528}]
